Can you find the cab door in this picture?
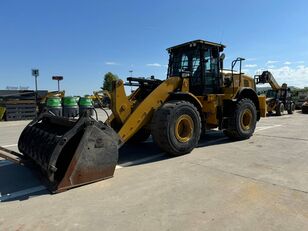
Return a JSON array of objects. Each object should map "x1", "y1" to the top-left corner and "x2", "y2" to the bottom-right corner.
[{"x1": 202, "y1": 47, "x2": 220, "y2": 94}]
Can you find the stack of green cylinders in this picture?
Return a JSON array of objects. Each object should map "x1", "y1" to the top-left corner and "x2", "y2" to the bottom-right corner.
[
  {"x1": 79, "y1": 97, "x2": 94, "y2": 116},
  {"x1": 63, "y1": 96, "x2": 79, "y2": 117},
  {"x1": 46, "y1": 97, "x2": 62, "y2": 116}
]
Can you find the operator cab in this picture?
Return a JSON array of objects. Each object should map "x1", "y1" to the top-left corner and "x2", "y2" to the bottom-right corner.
[{"x1": 167, "y1": 40, "x2": 225, "y2": 95}]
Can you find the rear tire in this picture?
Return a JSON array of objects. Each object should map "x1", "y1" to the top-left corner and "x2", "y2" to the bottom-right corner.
[
  {"x1": 302, "y1": 105, "x2": 308, "y2": 114},
  {"x1": 276, "y1": 103, "x2": 284, "y2": 116},
  {"x1": 151, "y1": 101, "x2": 201, "y2": 156},
  {"x1": 224, "y1": 98, "x2": 257, "y2": 140},
  {"x1": 288, "y1": 102, "x2": 295, "y2": 114}
]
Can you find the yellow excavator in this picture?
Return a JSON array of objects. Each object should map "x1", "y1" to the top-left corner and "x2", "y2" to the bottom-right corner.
[
  {"x1": 254, "y1": 71, "x2": 295, "y2": 115},
  {"x1": 0, "y1": 40, "x2": 266, "y2": 192}
]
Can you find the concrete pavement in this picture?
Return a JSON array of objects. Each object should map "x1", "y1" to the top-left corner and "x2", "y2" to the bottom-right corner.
[{"x1": 0, "y1": 111, "x2": 307, "y2": 230}]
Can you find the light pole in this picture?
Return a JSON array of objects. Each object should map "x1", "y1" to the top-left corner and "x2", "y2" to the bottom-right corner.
[
  {"x1": 52, "y1": 76, "x2": 63, "y2": 91},
  {"x1": 32, "y1": 69, "x2": 39, "y2": 103}
]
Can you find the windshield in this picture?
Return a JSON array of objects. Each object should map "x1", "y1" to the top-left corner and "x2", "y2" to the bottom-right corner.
[{"x1": 168, "y1": 48, "x2": 200, "y2": 77}]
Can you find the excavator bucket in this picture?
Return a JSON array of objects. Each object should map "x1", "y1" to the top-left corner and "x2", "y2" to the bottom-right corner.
[{"x1": 17, "y1": 111, "x2": 120, "y2": 193}]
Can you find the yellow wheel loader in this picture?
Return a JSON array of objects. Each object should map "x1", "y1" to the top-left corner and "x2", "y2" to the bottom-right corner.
[{"x1": 0, "y1": 40, "x2": 266, "y2": 192}]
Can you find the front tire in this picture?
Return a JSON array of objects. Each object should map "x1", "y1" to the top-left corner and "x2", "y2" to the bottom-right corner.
[
  {"x1": 224, "y1": 98, "x2": 257, "y2": 140},
  {"x1": 151, "y1": 101, "x2": 201, "y2": 156},
  {"x1": 276, "y1": 103, "x2": 284, "y2": 116}
]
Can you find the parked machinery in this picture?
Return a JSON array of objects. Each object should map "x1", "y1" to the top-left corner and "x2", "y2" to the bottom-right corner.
[
  {"x1": 255, "y1": 71, "x2": 295, "y2": 116},
  {"x1": 0, "y1": 40, "x2": 266, "y2": 192},
  {"x1": 294, "y1": 91, "x2": 308, "y2": 109},
  {"x1": 302, "y1": 97, "x2": 308, "y2": 114},
  {"x1": 92, "y1": 90, "x2": 111, "y2": 108}
]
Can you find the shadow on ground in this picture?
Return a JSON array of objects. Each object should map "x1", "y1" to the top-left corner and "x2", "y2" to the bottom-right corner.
[
  {"x1": 266, "y1": 109, "x2": 303, "y2": 116},
  {"x1": 0, "y1": 163, "x2": 49, "y2": 202},
  {"x1": 120, "y1": 130, "x2": 232, "y2": 166},
  {"x1": 296, "y1": 110, "x2": 307, "y2": 114},
  {"x1": 0, "y1": 130, "x2": 231, "y2": 202}
]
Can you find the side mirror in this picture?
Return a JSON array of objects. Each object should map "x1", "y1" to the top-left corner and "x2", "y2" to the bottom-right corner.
[
  {"x1": 219, "y1": 53, "x2": 225, "y2": 70},
  {"x1": 220, "y1": 53, "x2": 225, "y2": 60}
]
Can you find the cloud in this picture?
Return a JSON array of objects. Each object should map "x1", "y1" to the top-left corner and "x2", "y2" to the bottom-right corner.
[
  {"x1": 268, "y1": 65, "x2": 276, "y2": 68},
  {"x1": 266, "y1": 60, "x2": 279, "y2": 65},
  {"x1": 246, "y1": 58, "x2": 257, "y2": 61},
  {"x1": 105, "y1": 62, "x2": 118, "y2": 65},
  {"x1": 265, "y1": 65, "x2": 308, "y2": 87},
  {"x1": 245, "y1": 64, "x2": 257, "y2": 68},
  {"x1": 296, "y1": 61, "x2": 305, "y2": 64},
  {"x1": 284, "y1": 61, "x2": 292, "y2": 65},
  {"x1": 146, "y1": 63, "x2": 162, "y2": 67}
]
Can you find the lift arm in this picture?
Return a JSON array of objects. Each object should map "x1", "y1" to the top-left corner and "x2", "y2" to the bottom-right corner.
[{"x1": 111, "y1": 77, "x2": 182, "y2": 143}]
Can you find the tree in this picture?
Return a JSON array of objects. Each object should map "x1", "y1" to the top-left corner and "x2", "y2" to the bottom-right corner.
[{"x1": 102, "y1": 72, "x2": 119, "y2": 92}]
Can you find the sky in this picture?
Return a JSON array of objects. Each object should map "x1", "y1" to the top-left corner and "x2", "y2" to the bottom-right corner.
[{"x1": 0, "y1": 0, "x2": 308, "y2": 95}]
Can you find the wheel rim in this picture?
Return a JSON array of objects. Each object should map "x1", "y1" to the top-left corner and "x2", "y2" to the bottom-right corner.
[
  {"x1": 175, "y1": 114, "x2": 194, "y2": 143},
  {"x1": 241, "y1": 109, "x2": 253, "y2": 131}
]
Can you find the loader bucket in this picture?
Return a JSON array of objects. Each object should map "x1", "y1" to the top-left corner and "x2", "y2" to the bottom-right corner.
[{"x1": 18, "y1": 111, "x2": 120, "y2": 192}]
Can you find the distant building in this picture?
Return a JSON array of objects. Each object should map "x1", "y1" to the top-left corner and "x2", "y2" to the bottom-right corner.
[{"x1": 6, "y1": 86, "x2": 29, "y2": 90}]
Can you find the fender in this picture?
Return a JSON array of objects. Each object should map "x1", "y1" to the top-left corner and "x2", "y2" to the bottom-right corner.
[{"x1": 169, "y1": 92, "x2": 203, "y2": 112}]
